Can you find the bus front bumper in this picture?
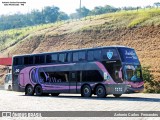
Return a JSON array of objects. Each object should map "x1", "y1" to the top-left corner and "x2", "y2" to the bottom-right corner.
[{"x1": 125, "y1": 85, "x2": 144, "y2": 93}]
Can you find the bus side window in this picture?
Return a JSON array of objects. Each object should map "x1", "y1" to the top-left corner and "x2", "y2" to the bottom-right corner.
[
  {"x1": 59, "y1": 53, "x2": 66, "y2": 63},
  {"x1": 87, "y1": 51, "x2": 94, "y2": 61},
  {"x1": 94, "y1": 50, "x2": 101, "y2": 60},
  {"x1": 46, "y1": 55, "x2": 51, "y2": 63},
  {"x1": 13, "y1": 57, "x2": 23, "y2": 65},
  {"x1": 70, "y1": 71, "x2": 80, "y2": 82},
  {"x1": 46, "y1": 54, "x2": 58, "y2": 63},
  {"x1": 28, "y1": 56, "x2": 34, "y2": 64},
  {"x1": 24, "y1": 56, "x2": 34, "y2": 65},
  {"x1": 24, "y1": 57, "x2": 29, "y2": 65},
  {"x1": 67, "y1": 52, "x2": 72, "y2": 62},
  {"x1": 73, "y1": 52, "x2": 78, "y2": 62},
  {"x1": 59, "y1": 53, "x2": 63, "y2": 62},
  {"x1": 78, "y1": 51, "x2": 86, "y2": 61},
  {"x1": 35, "y1": 55, "x2": 45, "y2": 64},
  {"x1": 82, "y1": 70, "x2": 103, "y2": 82}
]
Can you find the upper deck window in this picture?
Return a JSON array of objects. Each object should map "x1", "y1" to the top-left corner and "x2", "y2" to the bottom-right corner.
[
  {"x1": 13, "y1": 57, "x2": 23, "y2": 65},
  {"x1": 94, "y1": 50, "x2": 101, "y2": 60},
  {"x1": 35, "y1": 55, "x2": 45, "y2": 64},
  {"x1": 46, "y1": 54, "x2": 58, "y2": 63},
  {"x1": 87, "y1": 51, "x2": 94, "y2": 61},
  {"x1": 87, "y1": 50, "x2": 101, "y2": 61},
  {"x1": 24, "y1": 56, "x2": 34, "y2": 65},
  {"x1": 73, "y1": 52, "x2": 78, "y2": 62},
  {"x1": 67, "y1": 52, "x2": 72, "y2": 62},
  {"x1": 59, "y1": 53, "x2": 66, "y2": 62},
  {"x1": 73, "y1": 51, "x2": 86, "y2": 62},
  {"x1": 78, "y1": 51, "x2": 86, "y2": 61}
]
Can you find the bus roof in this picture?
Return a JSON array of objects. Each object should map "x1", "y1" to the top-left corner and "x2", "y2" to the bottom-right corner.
[{"x1": 13, "y1": 45, "x2": 132, "y2": 57}]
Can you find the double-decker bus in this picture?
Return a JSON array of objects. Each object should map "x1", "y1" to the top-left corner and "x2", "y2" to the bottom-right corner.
[{"x1": 12, "y1": 46, "x2": 144, "y2": 98}]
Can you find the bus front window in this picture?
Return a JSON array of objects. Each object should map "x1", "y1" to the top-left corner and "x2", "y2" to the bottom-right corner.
[{"x1": 125, "y1": 65, "x2": 142, "y2": 82}]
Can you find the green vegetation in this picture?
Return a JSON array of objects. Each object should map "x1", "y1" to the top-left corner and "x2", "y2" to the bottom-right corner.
[
  {"x1": 0, "y1": 22, "x2": 64, "y2": 51},
  {"x1": 78, "y1": 8, "x2": 160, "y2": 31},
  {"x1": 0, "y1": 8, "x2": 160, "y2": 52},
  {"x1": 128, "y1": 9, "x2": 160, "y2": 27},
  {"x1": 143, "y1": 66, "x2": 160, "y2": 93},
  {"x1": 1, "y1": 3, "x2": 159, "y2": 31},
  {"x1": 0, "y1": 6, "x2": 69, "y2": 31}
]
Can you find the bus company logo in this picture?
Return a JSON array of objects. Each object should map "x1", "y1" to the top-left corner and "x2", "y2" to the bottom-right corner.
[
  {"x1": 107, "y1": 52, "x2": 113, "y2": 59},
  {"x1": 125, "y1": 50, "x2": 136, "y2": 56}
]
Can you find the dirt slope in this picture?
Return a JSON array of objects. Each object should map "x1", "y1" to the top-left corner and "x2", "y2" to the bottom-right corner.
[{"x1": 1, "y1": 9, "x2": 160, "y2": 81}]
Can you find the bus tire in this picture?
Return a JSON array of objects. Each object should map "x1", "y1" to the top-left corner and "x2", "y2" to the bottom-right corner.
[
  {"x1": 81, "y1": 85, "x2": 92, "y2": 97},
  {"x1": 96, "y1": 85, "x2": 106, "y2": 98},
  {"x1": 35, "y1": 85, "x2": 43, "y2": 96},
  {"x1": 113, "y1": 94, "x2": 122, "y2": 98},
  {"x1": 25, "y1": 85, "x2": 34, "y2": 96},
  {"x1": 51, "y1": 93, "x2": 59, "y2": 96}
]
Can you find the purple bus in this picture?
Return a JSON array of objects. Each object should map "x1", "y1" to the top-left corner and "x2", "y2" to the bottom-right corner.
[{"x1": 12, "y1": 46, "x2": 144, "y2": 98}]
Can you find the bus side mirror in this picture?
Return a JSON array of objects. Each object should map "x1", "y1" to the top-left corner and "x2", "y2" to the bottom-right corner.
[{"x1": 119, "y1": 71, "x2": 122, "y2": 78}]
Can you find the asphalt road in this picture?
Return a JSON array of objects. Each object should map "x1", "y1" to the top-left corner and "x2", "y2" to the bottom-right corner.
[
  {"x1": 0, "y1": 88, "x2": 159, "y2": 119},
  {"x1": 0, "y1": 89, "x2": 160, "y2": 111}
]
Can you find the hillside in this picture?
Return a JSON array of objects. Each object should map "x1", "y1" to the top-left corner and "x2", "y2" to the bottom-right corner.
[{"x1": 0, "y1": 8, "x2": 160, "y2": 81}]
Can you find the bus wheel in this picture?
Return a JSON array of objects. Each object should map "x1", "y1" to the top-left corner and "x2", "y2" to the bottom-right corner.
[
  {"x1": 8, "y1": 85, "x2": 12, "y2": 91},
  {"x1": 51, "y1": 93, "x2": 59, "y2": 96},
  {"x1": 113, "y1": 94, "x2": 122, "y2": 98},
  {"x1": 96, "y1": 85, "x2": 106, "y2": 98},
  {"x1": 81, "y1": 85, "x2": 92, "y2": 97},
  {"x1": 35, "y1": 85, "x2": 43, "y2": 96},
  {"x1": 25, "y1": 85, "x2": 34, "y2": 96}
]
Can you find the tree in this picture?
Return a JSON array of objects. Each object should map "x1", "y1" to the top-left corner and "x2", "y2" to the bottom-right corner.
[
  {"x1": 90, "y1": 5, "x2": 118, "y2": 15},
  {"x1": 142, "y1": 66, "x2": 160, "y2": 93},
  {"x1": 154, "y1": 2, "x2": 160, "y2": 8},
  {"x1": 76, "y1": 6, "x2": 90, "y2": 18},
  {"x1": 0, "y1": 5, "x2": 69, "y2": 30},
  {"x1": 103, "y1": 5, "x2": 118, "y2": 13},
  {"x1": 91, "y1": 6, "x2": 104, "y2": 15},
  {"x1": 70, "y1": 13, "x2": 79, "y2": 19},
  {"x1": 43, "y1": 6, "x2": 60, "y2": 23},
  {"x1": 30, "y1": 10, "x2": 44, "y2": 25},
  {"x1": 58, "y1": 12, "x2": 69, "y2": 21}
]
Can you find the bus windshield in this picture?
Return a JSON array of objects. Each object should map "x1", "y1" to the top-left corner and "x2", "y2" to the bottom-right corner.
[{"x1": 124, "y1": 65, "x2": 142, "y2": 82}]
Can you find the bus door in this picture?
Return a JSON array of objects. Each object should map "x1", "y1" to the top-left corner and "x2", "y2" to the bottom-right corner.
[{"x1": 69, "y1": 71, "x2": 80, "y2": 93}]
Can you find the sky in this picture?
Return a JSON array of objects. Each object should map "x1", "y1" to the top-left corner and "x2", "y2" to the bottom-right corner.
[{"x1": 0, "y1": 0, "x2": 159, "y2": 15}]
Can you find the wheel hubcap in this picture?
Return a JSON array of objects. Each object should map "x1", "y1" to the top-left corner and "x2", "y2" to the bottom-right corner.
[
  {"x1": 28, "y1": 87, "x2": 32, "y2": 93},
  {"x1": 84, "y1": 88, "x2": 89, "y2": 94},
  {"x1": 98, "y1": 88, "x2": 103, "y2": 95}
]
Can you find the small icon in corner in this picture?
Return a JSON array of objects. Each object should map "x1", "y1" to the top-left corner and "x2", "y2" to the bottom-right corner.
[{"x1": 2, "y1": 112, "x2": 11, "y2": 117}]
